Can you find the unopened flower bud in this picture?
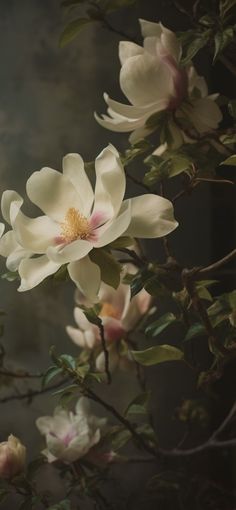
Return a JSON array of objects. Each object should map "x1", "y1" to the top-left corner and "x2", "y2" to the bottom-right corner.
[{"x1": 0, "y1": 435, "x2": 26, "y2": 479}]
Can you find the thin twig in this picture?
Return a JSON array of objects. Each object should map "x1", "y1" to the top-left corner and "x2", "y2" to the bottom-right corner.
[
  {"x1": 198, "y1": 248, "x2": 236, "y2": 276},
  {"x1": 0, "y1": 378, "x2": 67, "y2": 404},
  {"x1": 0, "y1": 369, "x2": 43, "y2": 379},
  {"x1": 98, "y1": 322, "x2": 111, "y2": 385}
]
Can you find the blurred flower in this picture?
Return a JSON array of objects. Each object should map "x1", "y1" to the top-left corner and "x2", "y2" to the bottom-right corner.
[
  {"x1": 0, "y1": 435, "x2": 26, "y2": 479},
  {"x1": 36, "y1": 397, "x2": 106, "y2": 463},
  {"x1": 95, "y1": 19, "x2": 222, "y2": 152},
  {"x1": 66, "y1": 270, "x2": 152, "y2": 372},
  {"x1": 0, "y1": 144, "x2": 177, "y2": 301}
]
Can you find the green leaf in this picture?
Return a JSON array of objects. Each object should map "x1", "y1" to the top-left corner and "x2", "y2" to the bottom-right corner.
[
  {"x1": 146, "y1": 312, "x2": 177, "y2": 337},
  {"x1": 228, "y1": 99, "x2": 236, "y2": 119},
  {"x1": 59, "y1": 18, "x2": 94, "y2": 48},
  {"x1": 213, "y1": 27, "x2": 235, "y2": 62},
  {"x1": 82, "y1": 306, "x2": 102, "y2": 326},
  {"x1": 184, "y1": 323, "x2": 205, "y2": 341},
  {"x1": 221, "y1": 155, "x2": 236, "y2": 166},
  {"x1": 48, "y1": 500, "x2": 71, "y2": 510},
  {"x1": 181, "y1": 30, "x2": 212, "y2": 64},
  {"x1": 109, "y1": 427, "x2": 132, "y2": 451},
  {"x1": 90, "y1": 248, "x2": 121, "y2": 289},
  {"x1": 220, "y1": 0, "x2": 236, "y2": 18},
  {"x1": 59, "y1": 354, "x2": 76, "y2": 369},
  {"x1": 124, "y1": 392, "x2": 150, "y2": 416},
  {"x1": 42, "y1": 366, "x2": 63, "y2": 388},
  {"x1": 131, "y1": 345, "x2": 183, "y2": 366}
]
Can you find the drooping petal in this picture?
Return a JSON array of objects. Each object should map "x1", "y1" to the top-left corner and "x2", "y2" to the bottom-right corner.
[
  {"x1": 68, "y1": 256, "x2": 101, "y2": 303},
  {"x1": 94, "y1": 200, "x2": 132, "y2": 248},
  {"x1": 62, "y1": 154, "x2": 94, "y2": 217},
  {"x1": 74, "y1": 307, "x2": 92, "y2": 331},
  {"x1": 93, "y1": 145, "x2": 126, "y2": 220},
  {"x1": 119, "y1": 40, "x2": 143, "y2": 65},
  {"x1": 47, "y1": 239, "x2": 92, "y2": 264},
  {"x1": 103, "y1": 93, "x2": 161, "y2": 119},
  {"x1": 18, "y1": 255, "x2": 61, "y2": 292},
  {"x1": 94, "y1": 111, "x2": 144, "y2": 132},
  {"x1": 124, "y1": 194, "x2": 178, "y2": 238},
  {"x1": 26, "y1": 167, "x2": 83, "y2": 222},
  {"x1": 1, "y1": 191, "x2": 23, "y2": 225}
]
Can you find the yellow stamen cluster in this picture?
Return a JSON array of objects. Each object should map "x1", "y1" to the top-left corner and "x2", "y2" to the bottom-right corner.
[
  {"x1": 61, "y1": 208, "x2": 90, "y2": 243},
  {"x1": 100, "y1": 303, "x2": 120, "y2": 319}
]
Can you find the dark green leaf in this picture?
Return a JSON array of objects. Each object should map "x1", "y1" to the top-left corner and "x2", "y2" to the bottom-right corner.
[
  {"x1": 42, "y1": 366, "x2": 63, "y2": 388},
  {"x1": 228, "y1": 99, "x2": 236, "y2": 119},
  {"x1": 48, "y1": 500, "x2": 71, "y2": 510},
  {"x1": 220, "y1": 0, "x2": 236, "y2": 18},
  {"x1": 1, "y1": 271, "x2": 19, "y2": 282},
  {"x1": 59, "y1": 18, "x2": 94, "y2": 48},
  {"x1": 146, "y1": 312, "x2": 177, "y2": 337},
  {"x1": 221, "y1": 155, "x2": 236, "y2": 166},
  {"x1": 124, "y1": 392, "x2": 150, "y2": 416},
  {"x1": 131, "y1": 345, "x2": 183, "y2": 366},
  {"x1": 184, "y1": 323, "x2": 205, "y2": 341},
  {"x1": 90, "y1": 249, "x2": 121, "y2": 289},
  {"x1": 181, "y1": 30, "x2": 212, "y2": 64},
  {"x1": 59, "y1": 354, "x2": 76, "y2": 369}
]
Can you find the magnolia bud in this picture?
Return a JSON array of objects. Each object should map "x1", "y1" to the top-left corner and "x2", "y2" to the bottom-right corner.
[{"x1": 0, "y1": 435, "x2": 26, "y2": 479}]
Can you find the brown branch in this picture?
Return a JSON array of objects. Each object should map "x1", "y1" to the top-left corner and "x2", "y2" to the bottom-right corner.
[
  {"x1": 0, "y1": 378, "x2": 67, "y2": 404},
  {"x1": 198, "y1": 248, "x2": 236, "y2": 276},
  {"x1": 0, "y1": 369, "x2": 43, "y2": 379},
  {"x1": 98, "y1": 322, "x2": 111, "y2": 385}
]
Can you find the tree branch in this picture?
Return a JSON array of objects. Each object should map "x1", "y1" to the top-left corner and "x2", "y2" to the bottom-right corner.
[
  {"x1": 98, "y1": 322, "x2": 111, "y2": 385},
  {"x1": 198, "y1": 248, "x2": 236, "y2": 276},
  {"x1": 0, "y1": 378, "x2": 67, "y2": 404}
]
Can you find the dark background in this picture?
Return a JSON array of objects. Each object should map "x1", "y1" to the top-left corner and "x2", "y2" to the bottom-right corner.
[{"x1": 0, "y1": 0, "x2": 235, "y2": 508}]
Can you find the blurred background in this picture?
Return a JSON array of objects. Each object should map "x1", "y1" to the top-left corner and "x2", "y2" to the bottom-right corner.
[{"x1": 0, "y1": 0, "x2": 235, "y2": 508}]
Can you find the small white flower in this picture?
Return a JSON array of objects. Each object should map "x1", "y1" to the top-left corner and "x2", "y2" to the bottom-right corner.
[
  {"x1": 66, "y1": 269, "x2": 152, "y2": 372},
  {"x1": 0, "y1": 144, "x2": 177, "y2": 301},
  {"x1": 36, "y1": 397, "x2": 106, "y2": 463},
  {"x1": 95, "y1": 19, "x2": 222, "y2": 152}
]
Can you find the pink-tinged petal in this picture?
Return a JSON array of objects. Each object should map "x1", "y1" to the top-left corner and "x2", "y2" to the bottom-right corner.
[
  {"x1": 94, "y1": 200, "x2": 131, "y2": 248},
  {"x1": 89, "y1": 211, "x2": 108, "y2": 231},
  {"x1": 18, "y1": 255, "x2": 61, "y2": 292},
  {"x1": 102, "y1": 317, "x2": 124, "y2": 342},
  {"x1": 26, "y1": 167, "x2": 83, "y2": 222},
  {"x1": 68, "y1": 256, "x2": 101, "y2": 303},
  {"x1": 93, "y1": 145, "x2": 126, "y2": 220},
  {"x1": 47, "y1": 239, "x2": 92, "y2": 264},
  {"x1": 62, "y1": 153, "x2": 94, "y2": 217},
  {"x1": 11, "y1": 206, "x2": 60, "y2": 253},
  {"x1": 124, "y1": 194, "x2": 178, "y2": 238}
]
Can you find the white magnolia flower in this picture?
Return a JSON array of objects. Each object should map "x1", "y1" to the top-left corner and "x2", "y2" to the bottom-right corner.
[
  {"x1": 66, "y1": 272, "x2": 152, "y2": 372},
  {"x1": 36, "y1": 397, "x2": 106, "y2": 463},
  {"x1": 95, "y1": 19, "x2": 222, "y2": 152},
  {"x1": 0, "y1": 435, "x2": 26, "y2": 479},
  {"x1": 0, "y1": 144, "x2": 178, "y2": 301}
]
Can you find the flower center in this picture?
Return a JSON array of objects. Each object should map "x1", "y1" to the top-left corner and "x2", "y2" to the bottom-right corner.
[
  {"x1": 60, "y1": 208, "x2": 90, "y2": 243},
  {"x1": 100, "y1": 303, "x2": 120, "y2": 319}
]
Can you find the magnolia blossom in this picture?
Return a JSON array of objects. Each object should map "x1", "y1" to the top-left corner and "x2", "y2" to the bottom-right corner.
[
  {"x1": 36, "y1": 397, "x2": 106, "y2": 463},
  {"x1": 0, "y1": 144, "x2": 177, "y2": 301},
  {"x1": 0, "y1": 435, "x2": 26, "y2": 479},
  {"x1": 95, "y1": 19, "x2": 222, "y2": 153},
  {"x1": 66, "y1": 274, "x2": 152, "y2": 372}
]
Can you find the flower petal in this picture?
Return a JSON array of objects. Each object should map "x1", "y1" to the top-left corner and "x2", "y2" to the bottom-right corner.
[
  {"x1": 62, "y1": 154, "x2": 94, "y2": 216},
  {"x1": 1, "y1": 190, "x2": 23, "y2": 225},
  {"x1": 124, "y1": 194, "x2": 178, "y2": 238},
  {"x1": 139, "y1": 19, "x2": 163, "y2": 38},
  {"x1": 47, "y1": 239, "x2": 92, "y2": 263},
  {"x1": 26, "y1": 167, "x2": 83, "y2": 222},
  {"x1": 96, "y1": 345, "x2": 119, "y2": 373},
  {"x1": 12, "y1": 207, "x2": 60, "y2": 253},
  {"x1": 68, "y1": 256, "x2": 101, "y2": 303},
  {"x1": 93, "y1": 144, "x2": 126, "y2": 219},
  {"x1": 94, "y1": 200, "x2": 131, "y2": 248},
  {"x1": 66, "y1": 326, "x2": 87, "y2": 348},
  {"x1": 74, "y1": 307, "x2": 91, "y2": 331},
  {"x1": 119, "y1": 40, "x2": 143, "y2": 65},
  {"x1": 18, "y1": 255, "x2": 61, "y2": 291}
]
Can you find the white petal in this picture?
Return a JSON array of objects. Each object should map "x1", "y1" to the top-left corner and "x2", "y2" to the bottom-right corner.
[
  {"x1": 74, "y1": 307, "x2": 91, "y2": 330},
  {"x1": 0, "y1": 223, "x2": 5, "y2": 238},
  {"x1": 119, "y1": 40, "x2": 143, "y2": 65},
  {"x1": 66, "y1": 325, "x2": 87, "y2": 348},
  {"x1": 186, "y1": 97, "x2": 222, "y2": 133},
  {"x1": 7, "y1": 247, "x2": 32, "y2": 272},
  {"x1": 68, "y1": 256, "x2": 101, "y2": 303},
  {"x1": 47, "y1": 239, "x2": 92, "y2": 263},
  {"x1": 139, "y1": 19, "x2": 163, "y2": 38},
  {"x1": 75, "y1": 397, "x2": 91, "y2": 415},
  {"x1": 0, "y1": 230, "x2": 18, "y2": 257},
  {"x1": 26, "y1": 167, "x2": 83, "y2": 222},
  {"x1": 120, "y1": 53, "x2": 173, "y2": 106},
  {"x1": 18, "y1": 255, "x2": 61, "y2": 291},
  {"x1": 124, "y1": 194, "x2": 178, "y2": 238},
  {"x1": 95, "y1": 199, "x2": 131, "y2": 248},
  {"x1": 160, "y1": 27, "x2": 182, "y2": 62},
  {"x1": 95, "y1": 111, "x2": 144, "y2": 132},
  {"x1": 104, "y1": 92, "x2": 158, "y2": 119},
  {"x1": 12, "y1": 207, "x2": 60, "y2": 253},
  {"x1": 1, "y1": 190, "x2": 23, "y2": 225},
  {"x1": 36, "y1": 416, "x2": 54, "y2": 435},
  {"x1": 96, "y1": 345, "x2": 119, "y2": 373},
  {"x1": 93, "y1": 144, "x2": 126, "y2": 219},
  {"x1": 62, "y1": 154, "x2": 94, "y2": 216}
]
